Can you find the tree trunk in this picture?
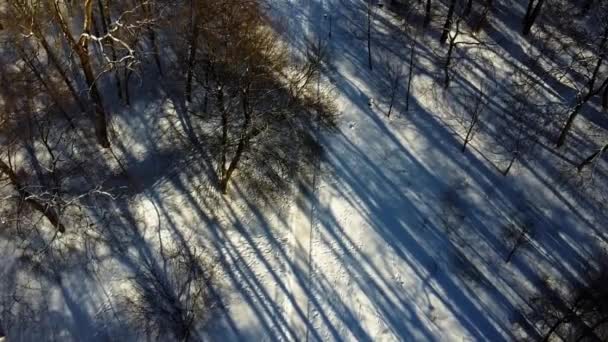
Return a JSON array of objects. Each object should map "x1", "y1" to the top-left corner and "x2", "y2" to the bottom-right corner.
[
  {"x1": 444, "y1": 38, "x2": 455, "y2": 88},
  {"x1": 217, "y1": 88, "x2": 228, "y2": 184},
  {"x1": 52, "y1": 0, "x2": 110, "y2": 148},
  {"x1": 522, "y1": 0, "x2": 545, "y2": 36},
  {"x1": 423, "y1": 0, "x2": 432, "y2": 28},
  {"x1": 603, "y1": 83, "x2": 608, "y2": 110},
  {"x1": 185, "y1": 0, "x2": 202, "y2": 103},
  {"x1": 32, "y1": 28, "x2": 86, "y2": 114},
  {"x1": 18, "y1": 47, "x2": 76, "y2": 130},
  {"x1": 444, "y1": 21, "x2": 460, "y2": 88},
  {"x1": 0, "y1": 159, "x2": 65, "y2": 233},
  {"x1": 462, "y1": 115, "x2": 478, "y2": 152},
  {"x1": 503, "y1": 152, "x2": 518, "y2": 176},
  {"x1": 388, "y1": 84, "x2": 397, "y2": 117},
  {"x1": 124, "y1": 67, "x2": 133, "y2": 106},
  {"x1": 220, "y1": 89, "x2": 252, "y2": 194},
  {"x1": 505, "y1": 229, "x2": 526, "y2": 263},
  {"x1": 97, "y1": 0, "x2": 123, "y2": 101},
  {"x1": 556, "y1": 100, "x2": 584, "y2": 148},
  {"x1": 473, "y1": 0, "x2": 493, "y2": 33},
  {"x1": 405, "y1": 45, "x2": 415, "y2": 111},
  {"x1": 79, "y1": 47, "x2": 111, "y2": 148},
  {"x1": 139, "y1": 0, "x2": 163, "y2": 75},
  {"x1": 505, "y1": 244, "x2": 517, "y2": 263},
  {"x1": 440, "y1": 0, "x2": 456, "y2": 44},
  {"x1": 464, "y1": 0, "x2": 473, "y2": 17},
  {"x1": 557, "y1": 78, "x2": 608, "y2": 147},
  {"x1": 523, "y1": 0, "x2": 535, "y2": 24},
  {"x1": 556, "y1": 27, "x2": 608, "y2": 146}
]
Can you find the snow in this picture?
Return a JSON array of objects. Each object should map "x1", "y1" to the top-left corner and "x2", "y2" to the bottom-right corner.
[{"x1": 3, "y1": 0, "x2": 608, "y2": 341}]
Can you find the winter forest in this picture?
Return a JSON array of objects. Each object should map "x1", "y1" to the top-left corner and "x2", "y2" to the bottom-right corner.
[{"x1": 1, "y1": 0, "x2": 608, "y2": 340}]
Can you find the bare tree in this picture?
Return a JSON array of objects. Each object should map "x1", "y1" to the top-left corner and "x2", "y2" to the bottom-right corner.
[
  {"x1": 497, "y1": 69, "x2": 546, "y2": 176},
  {"x1": 502, "y1": 214, "x2": 536, "y2": 263},
  {"x1": 124, "y1": 247, "x2": 217, "y2": 341},
  {"x1": 0, "y1": 59, "x2": 68, "y2": 233},
  {"x1": 577, "y1": 143, "x2": 608, "y2": 172},
  {"x1": 444, "y1": 17, "x2": 462, "y2": 88},
  {"x1": 405, "y1": 44, "x2": 416, "y2": 111},
  {"x1": 441, "y1": 15, "x2": 491, "y2": 89},
  {"x1": 556, "y1": 21, "x2": 608, "y2": 147},
  {"x1": 0, "y1": 159, "x2": 66, "y2": 233},
  {"x1": 439, "y1": 0, "x2": 457, "y2": 44},
  {"x1": 138, "y1": 0, "x2": 163, "y2": 75},
  {"x1": 523, "y1": 257, "x2": 608, "y2": 342},
  {"x1": 457, "y1": 82, "x2": 487, "y2": 152},
  {"x1": 185, "y1": 0, "x2": 203, "y2": 103},
  {"x1": 473, "y1": 0, "x2": 493, "y2": 33},
  {"x1": 382, "y1": 56, "x2": 404, "y2": 117},
  {"x1": 185, "y1": 0, "x2": 335, "y2": 195},
  {"x1": 5, "y1": 1, "x2": 87, "y2": 114}
]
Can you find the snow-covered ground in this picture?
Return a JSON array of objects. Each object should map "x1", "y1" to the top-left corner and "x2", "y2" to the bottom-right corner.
[
  {"x1": 202, "y1": 0, "x2": 607, "y2": 340},
  {"x1": 3, "y1": 0, "x2": 607, "y2": 341}
]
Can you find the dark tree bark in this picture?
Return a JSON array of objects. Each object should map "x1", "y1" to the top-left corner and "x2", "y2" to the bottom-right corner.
[
  {"x1": 462, "y1": 107, "x2": 480, "y2": 152},
  {"x1": 503, "y1": 152, "x2": 518, "y2": 176},
  {"x1": 463, "y1": 0, "x2": 473, "y2": 17},
  {"x1": 186, "y1": 0, "x2": 202, "y2": 103},
  {"x1": 444, "y1": 19, "x2": 461, "y2": 88},
  {"x1": 423, "y1": 0, "x2": 432, "y2": 28},
  {"x1": 473, "y1": 0, "x2": 493, "y2": 33},
  {"x1": 217, "y1": 87, "x2": 229, "y2": 188},
  {"x1": 522, "y1": 0, "x2": 545, "y2": 36},
  {"x1": 603, "y1": 82, "x2": 608, "y2": 110},
  {"x1": 37, "y1": 35, "x2": 85, "y2": 113},
  {"x1": 52, "y1": 0, "x2": 111, "y2": 148},
  {"x1": 124, "y1": 67, "x2": 133, "y2": 106},
  {"x1": 440, "y1": 0, "x2": 457, "y2": 44},
  {"x1": 16, "y1": 5, "x2": 87, "y2": 114},
  {"x1": 97, "y1": 0, "x2": 123, "y2": 101},
  {"x1": 139, "y1": 0, "x2": 163, "y2": 75},
  {"x1": 387, "y1": 75, "x2": 399, "y2": 117},
  {"x1": 405, "y1": 45, "x2": 415, "y2": 111},
  {"x1": 17, "y1": 46, "x2": 76, "y2": 130},
  {"x1": 220, "y1": 87, "x2": 252, "y2": 194}
]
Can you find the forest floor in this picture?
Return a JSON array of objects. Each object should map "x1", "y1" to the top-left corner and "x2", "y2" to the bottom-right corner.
[
  {"x1": 3, "y1": 0, "x2": 608, "y2": 341},
  {"x1": 211, "y1": 0, "x2": 607, "y2": 340}
]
